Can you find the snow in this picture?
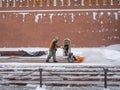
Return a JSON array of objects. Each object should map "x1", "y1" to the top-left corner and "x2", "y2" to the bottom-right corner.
[
  {"x1": 35, "y1": 85, "x2": 48, "y2": 90},
  {"x1": 107, "y1": 12, "x2": 111, "y2": 16},
  {"x1": 19, "y1": 13, "x2": 29, "y2": 22},
  {"x1": 35, "y1": 14, "x2": 43, "y2": 23},
  {"x1": 49, "y1": 13, "x2": 54, "y2": 24},
  {"x1": 100, "y1": 12, "x2": 104, "y2": 16},
  {"x1": 105, "y1": 44, "x2": 120, "y2": 51},
  {"x1": 0, "y1": 44, "x2": 120, "y2": 90},
  {"x1": 93, "y1": 12, "x2": 97, "y2": 20},
  {"x1": 71, "y1": 13, "x2": 74, "y2": 22},
  {"x1": 0, "y1": 44, "x2": 120, "y2": 65},
  {"x1": 1, "y1": 9, "x2": 120, "y2": 13},
  {"x1": 114, "y1": 12, "x2": 118, "y2": 20},
  {"x1": 103, "y1": 88, "x2": 110, "y2": 90}
]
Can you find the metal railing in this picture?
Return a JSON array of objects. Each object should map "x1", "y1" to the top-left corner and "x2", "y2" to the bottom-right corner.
[{"x1": 0, "y1": 66, "x2": 120, "y2": 89}]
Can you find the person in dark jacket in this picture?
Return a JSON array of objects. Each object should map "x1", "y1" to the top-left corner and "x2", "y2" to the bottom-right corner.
[
  {"x1": 63, "y1": 44, "x2": 69, "y2": 56},
  {"x1": 67, "y1": 52, "x2": 77, "y2": 63},
  {"x1": 46, "y1": 37, "x2": 60, "y2": 63}
]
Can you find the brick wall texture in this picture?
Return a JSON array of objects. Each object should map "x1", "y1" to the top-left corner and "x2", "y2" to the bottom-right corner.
[{"x1": 0, "y1": 0, "x2": 120, "y2": 47}]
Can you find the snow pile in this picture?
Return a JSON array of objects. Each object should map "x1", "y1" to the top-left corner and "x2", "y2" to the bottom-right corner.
[
  {"x1": 102, "y1": 49, "x2": 120, "y2": 60},
  {"x1": 35, "y1": 85, "x2": 48, "y2": 90},
  {"x1": 105, "y1": 44, "x2": 120, "y2": 51},
  {"x1": 65, "y1": 44, "x2": 120, "y2": 65},
  {"x1": 103, "y1": 88, "x2": 110, "y2": 90}
]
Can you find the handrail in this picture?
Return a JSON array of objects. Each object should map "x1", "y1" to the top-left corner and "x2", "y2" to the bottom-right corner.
[{"x1": 0, "y1": 66, "x2": 120, "y2": 89}]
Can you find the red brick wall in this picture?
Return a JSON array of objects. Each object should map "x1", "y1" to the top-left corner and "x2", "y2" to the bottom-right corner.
[{"x1": 0, "y1": 0, "x2": 120, "y2": 47}]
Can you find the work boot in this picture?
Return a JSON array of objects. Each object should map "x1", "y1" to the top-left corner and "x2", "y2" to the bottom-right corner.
[
  {"x1": 46, "y1": 60, "x2": 49, "y2": 63},
  {"x1": 53, "y1": 60, "x2": 58, "y2": 63}
]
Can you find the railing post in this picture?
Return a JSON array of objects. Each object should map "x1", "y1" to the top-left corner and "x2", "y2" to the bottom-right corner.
[
  {"x1": 39, "y1": 68, "x2": 43, "y2": 87},
  {"x1": 103, "y1": 67, "x2": 108, "y2": 89}
]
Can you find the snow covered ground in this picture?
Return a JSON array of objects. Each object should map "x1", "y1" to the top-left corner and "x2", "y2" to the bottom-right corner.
[
  {"x1": 0, "y1": 44, "x2": 120, "y2": 65},
  {"x1": 0, "y1": 44, "x2": 120, "y2": 90}
]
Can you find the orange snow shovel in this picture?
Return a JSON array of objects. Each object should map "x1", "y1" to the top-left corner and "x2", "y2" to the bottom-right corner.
[{"x1": 77, "y1": 56, "x2": 84, "y2": 63}]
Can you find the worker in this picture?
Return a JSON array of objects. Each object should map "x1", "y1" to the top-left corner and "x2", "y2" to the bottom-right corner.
[
  {"x1": 67, "y1": 52, "x2": 84, "y2": 63},
  {"x1": 46, "y1": 37, "x2": 61, "y2": 63}
]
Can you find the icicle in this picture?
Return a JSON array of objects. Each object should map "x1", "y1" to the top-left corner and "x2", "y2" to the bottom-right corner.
[
  {"x1": 14, "y1": 13, "x2": 18, "y2": 18},
  {"x1": 57, "y1": 13, "x2": 63, "y2": 16},
  {"x1": 107, "y1": 12, "x2": 111, "y2": 16},
  {"x1": 114, "y1": 12, "x2": 118, "y2": 21},
  {"x1": 35, "y1": 14, "x2": 43, "y2": 23},
  {"x1": 64, "y1": 15, "x2": 67, "y2": 23},
  {"x1": 19, "y1": 13, "x2": 29, "y2": 22},
  {"x1": 93, "y1": 12, "x2": 97, "y2": 20},
  {"x1": 86, "y1": 12, "x2": 89, "y2": 15},
  {"x1": 70, "y1": 13, "x2": 75, "y2": 22},
  {"x1": 49, "y1": 13, "x2": 54, "y2": 24},
  {"x1": 100, "y1": 12, "x2": 104, "y2": 16}
]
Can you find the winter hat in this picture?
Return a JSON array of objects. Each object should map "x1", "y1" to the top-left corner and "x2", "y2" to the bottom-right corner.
[{"x1": 55, "y1": 37, "x2": 59, "y2": 41}]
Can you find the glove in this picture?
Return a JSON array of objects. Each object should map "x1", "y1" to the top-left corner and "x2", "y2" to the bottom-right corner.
[{"x1": 60, "y1": 46, "x2": 63, "y2": 49}]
